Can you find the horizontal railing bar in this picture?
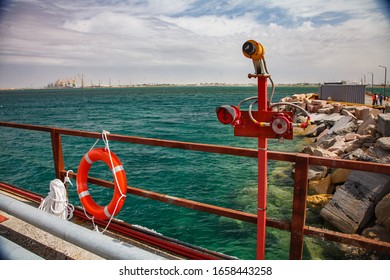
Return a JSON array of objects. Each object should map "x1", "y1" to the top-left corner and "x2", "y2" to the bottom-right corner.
[
  {"x1": 0, "y1": 121, "x2": 52, "y2": 132},
  {"x1": 2, "y1": 122, "x2": 389, "y2": 174},
  {"x1": 63, "y1": 170, "x2": 291, "y2": 231},
  {"x1": 56, "y1": 128, "x2": 259, "y2": 158},
  {"x1": 267, "y1": 150, "x2": 390, "y2": 174},
  {"x1": 304, "y1": 225, "x2": 390, "y2": 254},
  {"x1": 64, "y1": 171, "x2": 257, "y2": 224},
  {"x1": 308, "y1": 155, "x2": 390, "y2": 174}
]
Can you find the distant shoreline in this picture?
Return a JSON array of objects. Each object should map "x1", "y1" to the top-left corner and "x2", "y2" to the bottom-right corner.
[
  {"x1": 1, "y1": 83, "x2": 319, "y2": 91},
  {"x1": 1, "y1": 83, "x2": 387, "y2": 91}
]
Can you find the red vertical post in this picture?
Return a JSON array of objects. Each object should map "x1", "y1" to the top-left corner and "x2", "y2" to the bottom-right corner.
[
  {"x1": 50, "y1": 129, "x2": 65, "y2": 181},
  {"x1": 289, "y1": 153, "x2": 309, "y2": 260},
  {"x1": 257, "y1": 75, "x2": 268, "y2": 259}
]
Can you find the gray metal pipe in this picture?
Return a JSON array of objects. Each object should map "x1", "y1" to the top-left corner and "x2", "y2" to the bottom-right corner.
[
  {"x1": 0, "y1": 235, "x2": 44, "y2": 260},
  {"x1": 0, "y1": 193, "x2": 166, "y2": 260}
]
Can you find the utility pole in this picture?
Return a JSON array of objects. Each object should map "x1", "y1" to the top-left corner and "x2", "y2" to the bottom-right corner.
[
  {"x1": 379, "y1": 65, "x2": 387, "y2": 98},
  {"x1": 368, "y1": 72, "x2": 374, "y2": 94}
]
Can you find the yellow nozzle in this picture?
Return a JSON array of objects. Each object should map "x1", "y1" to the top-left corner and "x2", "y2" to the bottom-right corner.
[{"x1": 242, "y1": 40, "x2": 265, "y2": 60}]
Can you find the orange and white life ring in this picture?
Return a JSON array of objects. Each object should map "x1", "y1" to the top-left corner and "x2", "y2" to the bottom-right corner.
[{"x1": 76, "y1": 148, "x2": 127, "y2": 220}]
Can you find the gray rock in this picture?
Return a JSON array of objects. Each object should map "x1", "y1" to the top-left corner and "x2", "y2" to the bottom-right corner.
[
  {"x1": 314, "y1": 129, "x2": 331, "y2": 147},
  {"x1": 328, "y1": 116, "x2": 357, "y2": 135},
  {"x1": 320, "y1": 185, "x2": 374, "y2": 233},
  {"x1": 341, "y1": 108, "x2": 356, "y2": 118},
  {"x1": 375, "y1": 194, "x2": 390, "y2": 232},
  {"x1": 344, "y1": 133, "x2": 360, "y2": 142},
  {"x1": 309, "y1": 113, "x2": 343, "y2": 125},
  {"x1": 320, "y1": 171, "x2": 390, "y2": 233},
  {"x1": 342, "y1": 148, "x2": 381, "y2": 162},
  {"x1": 385, "y1": 103, "x2": 390, "y2": 114},
  {"x1": 377, "y1": 114, "x2": 390, "y2": 137},
  {"x1": 344, "y1": 139, "x2": 361, "y2": 153},
  {"x1": 377, "y1": 137, "x2": 390, "y2": 151},
  {"x1": 354, "y1": 106, "x2": 371, "y2": 121},
  {"x1": 357, "y1": 134, "x2": 376, "y2": 144},
  {"x1": 347, "y1": 171, "x2": 390, "y2": 204},
  {"x1": 301, "y1": 146, "x2": 315, "y2": 155},
  {"x1": 362, "y1": 225, "x2": 390, "y2": 243},
  {"x1": 327, "y1": 137, "x2": 346, "y2": 155},
  {"x1": 313, "y1": 147, "x2": 339, "y2": 158},
  {"x1": 308, "y1": 165, "x2": 328, "y2": 181},
  {"x1": 366, "y1": 146, "x2": 390, "y2": 164},
  {"x1": 357, "y1": 114, "x2": 377, "y2": 135}
]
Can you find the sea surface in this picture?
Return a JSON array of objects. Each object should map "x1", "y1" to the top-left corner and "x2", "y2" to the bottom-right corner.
[{"x1": 0, "y1": 85, "x2": 385, "y2": 259}]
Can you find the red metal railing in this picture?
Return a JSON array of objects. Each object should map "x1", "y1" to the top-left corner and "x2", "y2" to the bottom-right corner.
[{"x1": 1, "y1": 121, "x2": 389, "y2": 259}]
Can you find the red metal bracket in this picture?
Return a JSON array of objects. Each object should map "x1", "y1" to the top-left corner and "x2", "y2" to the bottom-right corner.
[{"x1": 234, "y1": 110, "x2": 294, "y2": 139}]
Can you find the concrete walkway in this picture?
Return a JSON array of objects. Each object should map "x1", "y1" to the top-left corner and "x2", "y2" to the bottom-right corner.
[{"x1": 0, "y1": 191, "x2": 103, "y2": 260}]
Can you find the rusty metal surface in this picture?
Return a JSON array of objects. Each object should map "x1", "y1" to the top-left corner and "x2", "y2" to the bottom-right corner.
[
  {"x1": 289, "y1": 154, "x2": 309, "y2": 260},
  {"x1": 304, "y1": 225, "x2": 390, "y2": 255}
]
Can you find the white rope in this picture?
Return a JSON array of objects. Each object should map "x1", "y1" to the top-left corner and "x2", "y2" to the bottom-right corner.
[
  {"x1": 100, "y1": 130, "x2": 126, "y2": 234},
  {"x1": 38, "y1": 178, "x2": 74, "y2": 220}
]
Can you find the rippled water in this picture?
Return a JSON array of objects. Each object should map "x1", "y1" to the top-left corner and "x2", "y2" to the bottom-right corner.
[{"x1": 0, "y1": 85, "x2": 352, "y2": 259}]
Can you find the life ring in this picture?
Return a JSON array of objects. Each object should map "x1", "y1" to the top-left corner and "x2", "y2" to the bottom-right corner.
[{"x1": 76, "y1": 148, "x2": 127, "y2": 220}]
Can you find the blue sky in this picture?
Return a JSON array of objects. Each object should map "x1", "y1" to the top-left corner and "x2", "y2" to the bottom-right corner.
[{"x1": 0, "y1": 0, "x2": 389, "y2": 88}]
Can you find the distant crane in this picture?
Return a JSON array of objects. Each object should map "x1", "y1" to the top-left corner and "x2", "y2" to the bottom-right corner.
[{"x1": 78, "y1": 73, "x2": 84, "y2": 88}]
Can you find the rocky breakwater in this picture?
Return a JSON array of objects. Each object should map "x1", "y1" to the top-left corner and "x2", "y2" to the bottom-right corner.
[{"x1": 282, "y1": 94, "x2": 390, "y2": 245}]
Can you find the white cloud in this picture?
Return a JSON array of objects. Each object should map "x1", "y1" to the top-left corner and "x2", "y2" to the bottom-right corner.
[
  {"x1": 160, "y1": 14, "x2": 257, "y2": 37},
  {"x1": 0, "y1": 0, "x2": 389, "y2": 87}
]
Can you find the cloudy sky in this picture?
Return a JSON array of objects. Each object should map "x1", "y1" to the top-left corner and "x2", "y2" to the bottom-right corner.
[{"x1": 0, "y1": 0, "x2": 389, "y2": 88}]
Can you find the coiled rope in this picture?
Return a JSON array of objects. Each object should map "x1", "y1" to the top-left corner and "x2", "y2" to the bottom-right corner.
[{"x1": 38, "y1": 170, "x2": 74, "y2": 220}]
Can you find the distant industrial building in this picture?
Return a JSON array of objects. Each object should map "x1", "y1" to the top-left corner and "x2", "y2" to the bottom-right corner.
[{"x1": 319, "y1": 82, "x2": 366, "y2": 104}]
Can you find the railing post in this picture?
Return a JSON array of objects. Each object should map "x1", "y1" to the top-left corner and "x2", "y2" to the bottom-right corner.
[
  {"x1": 256, "y1": 75, "x2": 268, "y2": 260},
  {"x1": 50, "y1": 129, "x2": 65, "y2": 181},
  {"x1": 289, "y1": 153, "x2": 309, "y2": 260}
]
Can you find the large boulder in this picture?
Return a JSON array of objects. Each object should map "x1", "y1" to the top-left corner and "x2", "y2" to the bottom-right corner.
[
  {"x1": 347, "y1": 171, "x2": 390, "y2": 204},
  {"x1": 314, "y1": 128, "x2": 331, "y2": 147},
  {"x1": 366, "y1": 146, "x2": 390, "y2": 164},
  {"x1": 385, "y1": 103, "x2": 390, "y2": 114},
  {"x1": 354, "y1": 106, "x2": 371, "y2": 120},
  {"x1": 327, "y1": 137, "x2": 346, "y2": 155},
  {"x1": 320, "y1": 185, "x2": 374, "y2": 233},
  {"x1": 357, "y1": 114, "x2": 377, "y2": 135},
  {"x1": 309, "y1": 113, "x2": 343, "y2": 125},
  {"x1": 377, "y1": 137, "x2": 390, "y2": 151},
  {"x1": 362, "y1": 225, "x2": 390, "y2": 243},
  {"x1": 308, "y1": 165, "x2": 328, "y2": 181},
  {"x1": 377, "y1": 114, "x2": 390, "y2": 137},
  {"x1": 320, "y1": 171, "x2": 390, "y2": 233},
  {"x1": 328, "y1": 116, "x2": 356, "y2": 135},
  {"x1": 310, "y1": 175, "x2": 334, "y2": 194},
  {"x1": 331, "y1": 168, "x2": 351, "y2": 184},
  {"x1": 313, "y1": 147, "x2": 339, "y2": 158},
  {"x1": 344, "y1": 133, "x2": 360, "y2": 142},
  {"x1": 375, "y1": 193, "x2": 390, "y2": 232}
]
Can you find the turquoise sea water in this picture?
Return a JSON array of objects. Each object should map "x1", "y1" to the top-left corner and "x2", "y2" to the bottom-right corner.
[{"x1": 0, "y1": 85, "x2": 382, "y2": 259}]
